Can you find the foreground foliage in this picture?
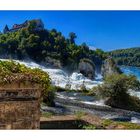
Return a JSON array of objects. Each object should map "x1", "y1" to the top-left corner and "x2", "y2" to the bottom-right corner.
[
  {"x1": 90, "y1": 74, "x2": 140, "y2": 112},
  {"x1": 83, "y1": 119, "x2": 140, "y2": 129},
  {"x1": 41, "y1": 112, "x2": 140, "y2": 129},
  {"x1": 0, "y1": 60, "x2": 55, "y2": 106}
]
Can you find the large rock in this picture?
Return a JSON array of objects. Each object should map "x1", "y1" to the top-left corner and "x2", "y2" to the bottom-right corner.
[
  {"x1": 78, "y1": 58, "x2": 95, "y2": 79},
  {"x1": 101, "y1": 57, "x2": 122, "y2": 78},
  {"x1": 44, "y1": 57, "x2": 62, "y2": 68}
]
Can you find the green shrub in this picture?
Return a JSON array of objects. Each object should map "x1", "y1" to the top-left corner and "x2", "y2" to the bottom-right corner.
[
  {"x1": 75, "y1": 111, "x2": 86, "y2": 120},
  {"x1": 101, "y1": 119, "x2": 140, "y2": 129},
  {"x1": 0, "y1": 60, "x2": 55, "y2": 106},
  {"x1": 43, "y1": 85, "x2": 56, "y2": 106},
  {"x1": 41, "y1": 112, "x2": 53, "y2": 118},
  {"x1": 82, "y1": 124, "x2": 96, "y2": 129},
  {"x1": 91, "y1": 74, "x2": 140, "y2": 112}
]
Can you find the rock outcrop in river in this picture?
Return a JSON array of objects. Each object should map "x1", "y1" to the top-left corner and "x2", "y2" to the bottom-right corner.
[
  {"x1": 78, "y1": 58, "x2": 95, "y2": 79},
  {"x1": 44, "y1": 57, "x2": 62, "y2": 68},
  {"x1": 101, "y1": 57, "x2": 122, "y2": 78}
]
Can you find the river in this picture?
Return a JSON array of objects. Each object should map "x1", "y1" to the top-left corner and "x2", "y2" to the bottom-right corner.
[
  {"x1": 120, "y1": 66, "x2": 140, "y2": 98},
  {"x1": 1, "y1": 59, "x2": 140, "y2": 124},
  {"x1": 120, "y1": 66, "x2": 140, "y2": 80}
]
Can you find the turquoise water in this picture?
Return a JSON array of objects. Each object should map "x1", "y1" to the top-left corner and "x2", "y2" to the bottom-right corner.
[{"x1": 120, "y1": 66, "x2": 140, "y2": 80}]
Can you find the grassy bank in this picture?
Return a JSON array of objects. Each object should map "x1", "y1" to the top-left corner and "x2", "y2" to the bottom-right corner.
[{"x1": 41, "y1": 112, "x2": 140, "y2": 129}]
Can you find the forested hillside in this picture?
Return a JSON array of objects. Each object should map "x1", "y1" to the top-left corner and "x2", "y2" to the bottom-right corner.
[
  {"x1": 0, "y1": 20, "x2": 106, "y2": 70},
  {"x1": 109, "y1": 47, "x2": 140, "y2": 67}
]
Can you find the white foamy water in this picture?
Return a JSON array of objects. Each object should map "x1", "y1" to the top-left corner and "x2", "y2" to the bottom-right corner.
[
  {"x1": 0, "y1": 59, "x2": 102, "y2": 90},
  {"x1": 69, "y1": 72, "x2": 103, "y2": 89},
  {"x1": 129, "y1": 89, "x2": 140, "y2": 99},
  {"x1": 80, "y1": 100, "x2": 105, "y2": 106},
  {"x1": 56, "y1": 92, "x2": 106, "y2": 106},
  {"x1": 131, "y1": 117, "x2": 140, "y2": 124}
]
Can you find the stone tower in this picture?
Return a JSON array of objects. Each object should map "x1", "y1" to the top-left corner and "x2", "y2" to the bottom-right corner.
[{"x1": 3, "y1": 25, "x2": 9, "y2": 34}]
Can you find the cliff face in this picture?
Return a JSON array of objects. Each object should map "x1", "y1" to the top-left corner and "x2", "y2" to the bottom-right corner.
[
  {"x1": 101, "y1": 57, "x2": 122, "y2": 78},
  {"x1": 78, "y1": 59, "x2": 95, "y2": 79}
]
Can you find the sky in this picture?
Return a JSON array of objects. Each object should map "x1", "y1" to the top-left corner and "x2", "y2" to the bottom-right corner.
[{"x1": 0, "y1": 11, "x2": 140, "y2": 51}]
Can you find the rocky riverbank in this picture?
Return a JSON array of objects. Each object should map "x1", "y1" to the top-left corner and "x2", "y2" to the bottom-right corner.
[{"x1": 41, "y1": 92, "x2": 140, "y2": 124}]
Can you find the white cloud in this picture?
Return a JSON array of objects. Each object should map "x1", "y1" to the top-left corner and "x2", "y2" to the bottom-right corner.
[{"x1": 89, "y1": 46, "x2": 97, "y2": 50}]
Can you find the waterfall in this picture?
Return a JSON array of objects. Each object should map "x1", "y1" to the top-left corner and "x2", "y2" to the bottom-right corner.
[{"x1": 0, "y1": 59, "x2": 103, "y2": 90}]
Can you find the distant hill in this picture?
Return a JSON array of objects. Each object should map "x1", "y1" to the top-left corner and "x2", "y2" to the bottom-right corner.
[{"x1": 108, "y1": 47, "x2": 140, "y2": 67}]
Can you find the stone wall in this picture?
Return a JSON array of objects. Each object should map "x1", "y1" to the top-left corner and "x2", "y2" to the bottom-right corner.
[{"x1": 0, "y1": 83, "x2": 41, "y2": 129}]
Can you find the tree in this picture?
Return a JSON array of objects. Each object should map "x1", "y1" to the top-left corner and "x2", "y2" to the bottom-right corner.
[
  {"x1": 81, "y1": 42, "x2": 89, "y2": 52},
  {"x1": 0, "y1": 20, "x2": 106, "y2": 70},
  {"x1": 27, "y1": 20, "x2": 37, "y2": 33},
  {"x1": 109, "y1": 47, "x2": 140, "y2": 67},
  {"x1": 69, "y1": 32, "x2": 77, "y2": 44}
]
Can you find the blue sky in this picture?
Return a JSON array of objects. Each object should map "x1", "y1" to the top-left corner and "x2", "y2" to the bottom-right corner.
[{"x1": 0, "y1": 11, "x2": 140, "y2": 51}]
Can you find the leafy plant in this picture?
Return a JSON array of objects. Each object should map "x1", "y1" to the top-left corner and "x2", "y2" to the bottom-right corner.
[
  {"x1": 0, "y1": 60, "x2": 55, "y2": 106},
  {"x1": 90, "y1": 74, "x2": 140, "y2": 112},
  {"x1": 75, "y1": 111, "x2": 86, "y2": 120},
  {"x1": 82, "y1": 124, "x2": 96, "y2": 130},
  {"x1": 41, "y1": 112, "x2": 53, "y2": 118}
]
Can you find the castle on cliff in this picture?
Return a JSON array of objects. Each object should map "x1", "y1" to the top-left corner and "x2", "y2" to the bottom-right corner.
[{"x1": 3, "y1": 19, "x2": 44, "y2": 33}]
